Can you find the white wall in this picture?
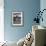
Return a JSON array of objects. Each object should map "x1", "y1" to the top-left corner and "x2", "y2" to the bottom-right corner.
[{"x1": 0, "y1": 0, "x2": 4, "y2": 42}]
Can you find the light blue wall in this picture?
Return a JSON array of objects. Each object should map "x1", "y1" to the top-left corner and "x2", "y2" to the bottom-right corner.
[
  {"x1": 4, "y1": 0, "x2": 40, "y2": 42},
  {"x1": 40, "y1": 0, "x2": 46, "y2": 27}
]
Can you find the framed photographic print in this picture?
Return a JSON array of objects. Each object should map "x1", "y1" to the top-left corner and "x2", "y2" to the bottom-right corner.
[{"x1": 12, "y1": 11, "x2": 23, "y2": 26}]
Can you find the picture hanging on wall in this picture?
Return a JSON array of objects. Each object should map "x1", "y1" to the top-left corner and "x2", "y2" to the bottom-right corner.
[{"x1": 12, "y1": 11, "x2": 23, "y2": 26}]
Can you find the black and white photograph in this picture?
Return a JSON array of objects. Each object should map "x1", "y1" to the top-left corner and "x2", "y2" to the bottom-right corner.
[{"x1": 12, "y1": 12, "x2": 23, "y2": 26}]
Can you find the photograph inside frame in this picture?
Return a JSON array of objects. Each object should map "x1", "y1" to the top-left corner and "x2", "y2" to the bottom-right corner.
[{"x1": 13, "y1": 12, "x2": 21, "y2": 24}]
